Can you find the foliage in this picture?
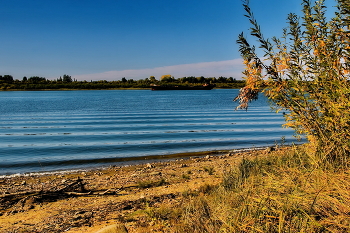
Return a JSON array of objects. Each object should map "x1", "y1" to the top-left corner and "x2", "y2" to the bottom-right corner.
[
  {"x1": 28, "y1": 76, "x2": 46, "y2": 84},
  {"x1": 234, "y1": 0, "x2": 350, "y2": 167},
  {"x1": 160, "y1": 74, "x2": 174, "y2": 82},
  {"x1": 0, "y1": 75, "x2": 14, "y2": 83},
  {"x1": 0, "y1": 75, "x2": 245, "y2": 90},
  {"x1": 62, "y1": 74, "x2": 72, "y2": 83}
]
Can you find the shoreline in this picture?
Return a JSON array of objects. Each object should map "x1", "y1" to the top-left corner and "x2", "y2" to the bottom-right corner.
[
  {"x1": 0, "y1": 147, "x2": 270, "y2": 179},
  {"x1": 0, "y1": 146, "x2": 274, "y2": 232}
]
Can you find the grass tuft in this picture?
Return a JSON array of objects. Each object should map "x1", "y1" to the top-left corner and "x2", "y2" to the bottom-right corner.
[
  {"x1": 203, "y1": 166, "x2": 215, "y2": 175},
  {"x1": 137, "y1": 178, "x2": 167, "y2": 189}
]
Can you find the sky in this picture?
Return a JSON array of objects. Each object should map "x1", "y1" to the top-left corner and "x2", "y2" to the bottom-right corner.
[{"x1": 0, "y1": 0, "x2": 337, "y2": 81}]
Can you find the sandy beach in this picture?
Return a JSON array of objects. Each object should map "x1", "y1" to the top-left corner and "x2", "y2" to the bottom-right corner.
[{"x1": 0, "y1": 148, "x2": 265, "y2": 233}]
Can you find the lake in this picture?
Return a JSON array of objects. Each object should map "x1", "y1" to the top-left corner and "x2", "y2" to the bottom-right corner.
[{"x1": 0, "y1": 89, "x2": 300, "y2": 176}]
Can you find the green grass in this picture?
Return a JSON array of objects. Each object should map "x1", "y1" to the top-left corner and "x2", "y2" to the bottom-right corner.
[{"x1": 137, "y1": 178, "x2": 167, "y2": 189}]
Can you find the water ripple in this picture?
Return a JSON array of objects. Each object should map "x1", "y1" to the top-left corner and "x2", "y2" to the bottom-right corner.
[{"x1": 0, "y1": 89, "x2": 302, "y2": 175}]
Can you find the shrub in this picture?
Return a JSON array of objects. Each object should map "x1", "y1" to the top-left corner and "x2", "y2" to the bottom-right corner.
[{"x1": 234, "y1": 0, "x2": 350, "y2": 168}]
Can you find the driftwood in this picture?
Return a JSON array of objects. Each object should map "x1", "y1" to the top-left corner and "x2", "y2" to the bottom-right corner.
[
  {"x1": 56, "y1": 177, "x2": 86, "y2": 193},
  {"x1": 64, "y1": 191, "x2": 92, "y2": 196},
  {"x1": 1, "y1": 167, "x2": 147, "y2": 215},
  {"x1": 1, "y1": 191, "x2": 32, "y2": 198},
  {"x1": 0, "y1": 177, "x2": 124, "y2": 215}
]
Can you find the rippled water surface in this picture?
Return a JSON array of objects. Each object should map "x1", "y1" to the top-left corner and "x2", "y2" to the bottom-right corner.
[{"x1": 0, "y1": 89, "x2": 299, "y2": 175}]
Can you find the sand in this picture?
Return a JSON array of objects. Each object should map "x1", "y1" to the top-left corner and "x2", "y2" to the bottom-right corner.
[{"x1": 0, "y1": 148, "x2": 266, "y2": 233}]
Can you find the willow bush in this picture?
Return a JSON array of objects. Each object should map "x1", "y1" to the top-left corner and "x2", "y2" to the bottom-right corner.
[{"x1": 234, "y1": 0, "x2": 350, "y2": 167}]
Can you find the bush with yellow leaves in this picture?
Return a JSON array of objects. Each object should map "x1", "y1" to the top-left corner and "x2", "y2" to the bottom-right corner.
[{"x1": 234, "y1": 0, "x2": 350, "y2": 168}]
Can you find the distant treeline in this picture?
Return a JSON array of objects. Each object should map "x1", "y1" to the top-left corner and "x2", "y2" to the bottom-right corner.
[{"x1": 0, "y1": 74, "x2": 245, "y2": 90}]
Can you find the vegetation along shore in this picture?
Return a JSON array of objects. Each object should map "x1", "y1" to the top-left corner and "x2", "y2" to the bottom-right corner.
[{"x1": 0, "y1": 75, "x2": 245, "y2": 91}]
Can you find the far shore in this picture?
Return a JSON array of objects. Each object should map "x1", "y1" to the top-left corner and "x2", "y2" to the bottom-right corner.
[
  {"x1": 0, "y1": 87, "x2": 150, "y2": 91},
  {"x1": 0, "y1": 87, "x2": 242, "y2": 92}
]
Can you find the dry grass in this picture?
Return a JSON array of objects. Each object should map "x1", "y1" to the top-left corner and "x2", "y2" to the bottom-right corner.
[
  {"x1": 146, "y1": 145, "x2": 350, "y2": 232},
  {"x1": 1, "y1": 145, "x2": 348, "y2": 232}
]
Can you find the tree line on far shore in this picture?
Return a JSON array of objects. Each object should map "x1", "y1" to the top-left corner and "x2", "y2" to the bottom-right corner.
[{"x1": 0, "y1": 74, "x2": 245, "y2": 90}]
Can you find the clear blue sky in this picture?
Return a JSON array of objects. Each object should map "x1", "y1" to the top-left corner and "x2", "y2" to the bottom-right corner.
[{"x1": 0, "y1": 0, "x2": 337, "y2": 81}]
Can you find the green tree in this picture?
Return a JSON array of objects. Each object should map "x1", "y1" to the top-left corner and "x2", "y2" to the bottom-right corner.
[
  {"x1": 149, "y1": 76, "x2": 157, "y2": 83},
  {"x1": 218, "y1": 76, "x2": 227, "y2": 83},
  {"x1": 186, "y1": 76, "x2": 198, "y2": 83},
  {"x1": 62, "y1": 74, "x2": 72, "y2": 83},
  {"x1": 160, "y1": 74, "x2": 173, "y2": 82},
  {"x1": 197, "y1": 76, "x2": 206, "y2": 83},
  {"x1": 0, "y1": 75, "x2": 14, "y2": 83},
  {"x1": 234, "y1": 0, "x2": 350, "y2": 167},
  {"x1": 28, "y1": 76, "x2": 46, "y2": 84}
]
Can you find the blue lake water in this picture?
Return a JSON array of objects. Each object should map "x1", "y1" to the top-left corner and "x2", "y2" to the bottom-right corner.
[{"x1": 0, "y1": 89, "x2": 300, "y2": 176}]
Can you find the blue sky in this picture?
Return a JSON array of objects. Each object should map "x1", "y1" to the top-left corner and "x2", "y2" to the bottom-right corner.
[{"x1": 0, "y1": 0, "x2": 337, "y2": 81}]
